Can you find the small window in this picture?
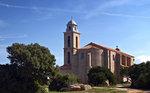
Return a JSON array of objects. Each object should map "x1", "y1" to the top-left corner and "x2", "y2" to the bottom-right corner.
[
  {"x1": 69, "y1": 26, "x2": 71, "y2": 30},
  {"x1": 81, "y1": 53, "x2": 84, "y2": 59},
  {"x1": 75, "y1": 27, "x2": 77, "y2": 30}
]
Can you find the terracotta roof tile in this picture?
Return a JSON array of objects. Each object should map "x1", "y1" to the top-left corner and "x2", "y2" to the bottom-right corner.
[
  {"x1": 79, "y1": 45, "x2": 99, "y2": 50},
  {"x1": 79, "y1": 42, "x2": 134, "y2": 58},
  {"x1": 59, "y1": 65, "x2": 72, "y2": 70}
]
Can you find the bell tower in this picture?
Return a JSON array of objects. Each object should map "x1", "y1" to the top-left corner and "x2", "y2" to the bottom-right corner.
[{"x1": 64, "y1": 19, "x2": 80, "y2": 65}]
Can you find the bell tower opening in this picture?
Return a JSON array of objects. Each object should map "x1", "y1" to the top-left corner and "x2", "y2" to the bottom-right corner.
[
  {"x1": 67, "y1": 52, "x2": 70, "y2": 64},
  {"x1": 68, "y1": 36, "x2": 70, "y2": 47},
  {"x1": 76, "y1": 36, "x2": 78, "y2": 48},
  {"x1": 69, "y1": 26, "x2": 71, "y2": 30}
]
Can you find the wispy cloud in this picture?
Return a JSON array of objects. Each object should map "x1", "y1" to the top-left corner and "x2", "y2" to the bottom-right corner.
[
  {"x1": 0, "y1": 2, "x2": 30, "y2": 9},
  {"x1": 31, "y1": 6, "x2": 42, "y2": 14},
  {"x1": 84, "y1": 0, "x2": 150, "y2": 19},
  {"x1": 85, "y1": 0, "x2": 133, "y2": 18},
  {"x1": 0, "y1": 34, "x2": 27, "y2": 41},
  {"x1": 1, "y1": 1, "x2": 150, "y2": 20},
  {"x1": 101, "y1": 12, "x2": 150, "y2": 19},
  {"x1": 0, "y1": 2, "x2": 85, "y2": 14},
  {"x1": 136, "y1": 55, "x2": 150, "y2": 64}
]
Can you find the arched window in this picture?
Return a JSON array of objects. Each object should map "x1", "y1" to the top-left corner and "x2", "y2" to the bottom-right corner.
[
  {"x1": 68, "y1": 36, "x2": 70, "y2": 47},
  {"x1": 76, "y1": 36, "x2": 78, "y2": 48},
  {"x1": 69, "y1": 26, "x2": 71, "y2": 30},
  {"x1": 75, "y1": 27, "x2": 77, "y2": 30},
  {"x1": 122, "y1": 55, "x2": 125, "y2": 65},
  {"x1": 68, "y1": 52, "x2": 70, "y2": 64},
  {"x1": 127, "y1": 57, "x2": 131, "y2": 66}
]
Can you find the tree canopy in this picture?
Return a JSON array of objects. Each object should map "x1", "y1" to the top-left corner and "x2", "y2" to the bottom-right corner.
[
  {"x1": 0, "y1": 43, "x2": 59, "y2": 93},
  {"x1": 7, "y1": 43, "x2": 58, "y2": 84},
  {"x1": 120, "y1": 67, "x2": 129, "y2": 77},
  {"x1": 0, "y1": 64, "x2": 38, "y2": 93},
  {"x1": 129, "y1": 61, "x2": 150, "y2": 89}
]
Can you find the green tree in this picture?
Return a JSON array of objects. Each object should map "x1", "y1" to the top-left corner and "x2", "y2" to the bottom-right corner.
[
  {"x1": 88, "y1": 66, "x2": 117, "y2": 86},
  {"x1": 7, "y1": 43, "x2": 58, "y2": 85},
  {"x1": 0, "y1": 64, "x2": 38, "y2": 93},
  {"x1": 0, "y1": 43, "x2": 59, "y2": 93},
  {"x1": 129, "y1": 61, "x2": 150, "y2": 89},
  {"x1": 120, "y1": 67, "x2": 130, "y2": 82}
]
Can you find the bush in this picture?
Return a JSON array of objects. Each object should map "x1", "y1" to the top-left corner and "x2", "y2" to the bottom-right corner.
[
  {"x1": 0, "y1": 64, "x2": 39, "y2": 93},
  {"x1": 49, "y1": 73, "x2": 81, "y2": 91},
  {"x1": 129, "y1": 61, "x2": 150, "y2": 89},
  {"x1": 88, "y1": 66, "x2": 117, "y2": 86},
  {"x1": 36, "y1": 85, "x2": 47, "y2": 93}
]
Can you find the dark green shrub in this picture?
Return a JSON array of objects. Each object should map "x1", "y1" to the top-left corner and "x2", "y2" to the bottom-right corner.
[
  {"x1": 134, "y1": 73, "x2": 148, "y2": 89},
  {"x1": 88, "y1": 66, "x2": 117, "y2": 86},
  {"x1": 0, "y1": 64, "x2": 39, "y2": 93},
  {"x1": 129, "y1": 61, "x2": 150, "y2": 89},
  {"x1": 35, "y1": 84, "x2": 47, "y2": 93},
  {"x1": 49, "y1": 73, "x2": 81, "y2": 91}
]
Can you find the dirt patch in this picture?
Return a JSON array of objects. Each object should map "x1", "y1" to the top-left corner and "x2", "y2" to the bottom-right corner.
[{"x1": 112, "y1": 84, "x2": 150, "y2": 93}]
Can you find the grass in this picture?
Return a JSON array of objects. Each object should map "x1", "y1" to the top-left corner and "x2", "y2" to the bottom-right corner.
[
  {"x1": 48, "y1": 87, "x2": 127, "y2": 93},
  {"x1": 86, "y1": 87, "x2": 126, "y2": 93},
  {"x1": 111, "y1": 91, "x2": 126, "y2": 93},
  {"x1": 86, "y1": 87, "x2": 115, "y2": 92},
  {"x1": 48, "y1": 91, "x2": 83, "y2": 93}
]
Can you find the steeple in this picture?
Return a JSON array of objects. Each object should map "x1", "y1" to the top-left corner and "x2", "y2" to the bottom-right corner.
[
  {"x1": 64, "y1": 19, "x2": 80, "y2": 65},
  {"x1": 66, "y1": 19, "x2": 78, "y2": 32}
]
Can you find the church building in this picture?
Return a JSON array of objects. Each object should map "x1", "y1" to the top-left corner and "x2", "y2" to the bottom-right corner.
[{"x1": 60, "y1": 19, "x2": 134, "y2": 82}]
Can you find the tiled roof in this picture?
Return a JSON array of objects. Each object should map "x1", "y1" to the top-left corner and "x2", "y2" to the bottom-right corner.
[
  {"x1": 79, "y1": 42, "x2": 134, "y2": 58},
  {"x1": 79, "y1": 46, "x2": 99, "y2": 50},
  {"x1": 59, "y1": 65, "x2": 72, "y2": 70}
]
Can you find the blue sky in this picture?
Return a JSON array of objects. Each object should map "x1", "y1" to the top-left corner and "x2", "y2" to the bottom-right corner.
[{"x1": 0, "y1": 0, "x2": 150, "y2": 66}]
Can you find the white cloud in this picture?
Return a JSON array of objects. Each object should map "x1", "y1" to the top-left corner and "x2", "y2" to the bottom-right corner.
[{"x1": 136, "y1": 55, "x2": 150, "y2": 64}]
